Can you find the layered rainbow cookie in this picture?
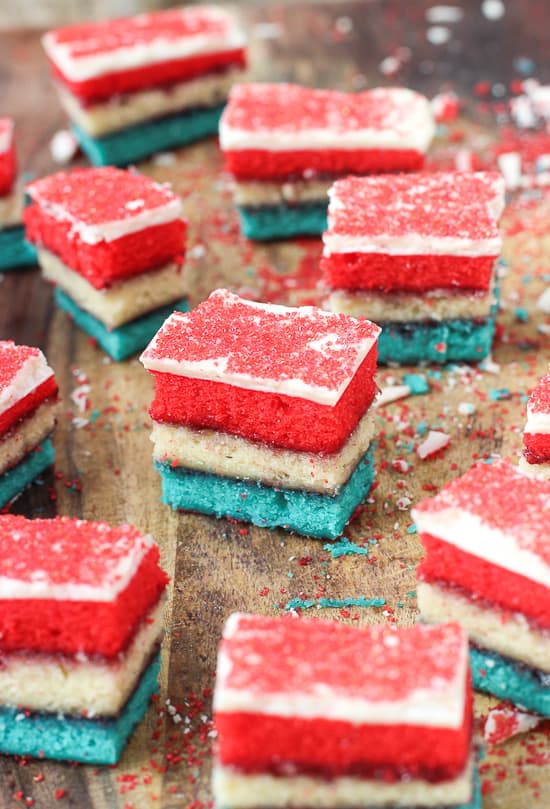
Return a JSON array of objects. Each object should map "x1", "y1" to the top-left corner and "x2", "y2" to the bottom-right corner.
[
  {"x1": 25, "y1": 167, "x2": 188, "y2": 360},
  {"x1": 43, "y1": 6, "x2": 246, "y2": 166},
  {"x1": 213, "y1": 613, "x2": 479, "y2": 809},
  {"x1": 0, "y1": 342, "x2": 58, "y2": 507},
  {"x1": 322, "y1": 172, "x2": 505, "y2": 364},
  {"x1": 219, "y1": 83, "x2": 434, "y2": 240},
  {"x1": 519, "y1": 369, "x2": 550, "y2": 478},
  {"x1": 413, "y1": 460, "x2": 550, "y2": 717},
  {"x1": 0, "y1": 514, "x2": 169, "y2": 763},
  {"x1": 0, "y1": 118, "x2": 36, "y2": 271},
  {"x1": 140, "y1": 289, "x2": 380, "y2": 538}
]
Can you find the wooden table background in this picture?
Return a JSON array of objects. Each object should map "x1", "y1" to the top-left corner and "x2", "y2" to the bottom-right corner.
[{"x1": 1, "y1": 1, "x2": 549, "y2": 807}]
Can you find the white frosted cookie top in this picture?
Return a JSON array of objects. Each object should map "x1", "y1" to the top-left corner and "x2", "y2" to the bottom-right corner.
[
  {"x1": 413, "y1": 459, "x2": 550, "y2": 588},
  {"x1": 140, "y1": 289, "x2": 381, "y2": 406},
  {"x1": 220, "y1": 84, "x2": 435, "y2": 153},
  {"x1": 43, "y1": 5, "x2": 245, "y2": 82},
  {"x1": 0, "y1": 341, "x2": 55, "y2": 417},
  {"x1": 27, "y1": 167, "x2": 183, "y2": 245},
  {"x1": 323, "y1": 172, "x2": 505, "y2": 257},
  {"x1": 214, "y1": 613, "x2": 468, "y2": 729},
  {"x1": 0, "y1": 515, "x2": 156, "y2": 602}
]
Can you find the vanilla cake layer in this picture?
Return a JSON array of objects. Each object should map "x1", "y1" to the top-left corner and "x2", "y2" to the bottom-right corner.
[
  {"x1": 517, "y1": 457, "x2": 550, "y2": 479},
  {"x1": 59, "y1": 69, "x2": 243, "y2": 138},
  {"x1": 0, "y1": 600, "x2": 164, "y2": 716},
  {"x1": 151, "y1": 408, "x2": 376, "y2": 495},
  {"x1": 0, "y1": 184, "x2": 24, "y2": 229},
  {"x1": 417, "y1": 582, "x2": 550, "y2": 673},
  {"x1": 233, "y1": 179, "x2": 332, "y2": 207},
  {"x1": 326, "y1": 284, "x2": 496, "y2": 323},
  {"x1": 213, "y1": 758, "x2": 475, "y2": 809},
  {"x1": 0, "y1": 399, "x2": 58, "y2": 476},
  {"x1": 38, "y1": 248, "x2": 188, "y2": 328}
]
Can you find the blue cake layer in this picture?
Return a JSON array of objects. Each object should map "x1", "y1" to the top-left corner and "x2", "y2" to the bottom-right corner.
[
  {"x1": 0, "y1": 654, "x2": 160, "y2": 764},
  {"x1": 471, "y1": 646, "x2": 550, "y2": 717},
  {"x1": 0, "y1": 225, "x2": 37, "y2": 271},
  {"x1": 238, "y1": 203, "x2": 328, "y2": 241},
  {"x1": 55, "y1": 288, "x2": 189, "y2": 361},
  {"x1": 0, "y1": 438, "x2": 54, "y2": 508},
  {"x1": 72, "y1": 104, "x2": 225, "y2": 167},
  {"x1": 155, "y1": 447, "x2": 375, "y2": 539},
  {"x1": 377, "y1": 315, "x2": 497, "y2": 365}
]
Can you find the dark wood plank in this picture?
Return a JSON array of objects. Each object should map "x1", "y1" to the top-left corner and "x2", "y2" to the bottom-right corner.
[{"x1": 0, "y1": 2, "x2": 549, "y2": 808}]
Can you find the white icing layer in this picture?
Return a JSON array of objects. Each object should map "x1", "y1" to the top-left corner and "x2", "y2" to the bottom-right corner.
[
  {"x1": 525, "y1": 409, "x2": 550, "y2": 435},
  {"x1": 214, "y1": 616, "x2": 467, "y2": 729},
  {"x1": 412, "y1": 508, "x2": 550, "y2": 589},
  {"x1": 322, "y1": 232, "x2": 502, "y2": 258},
  {"x1": 0, "y1": 352, "x2": 54, "y2": 418},
  {"x1": 0, "y1": 533, "x2": 155, "y2": 602},
  {"x1": 220, "y1": 89, "x2": 434, "y2": 154},
  {"x1": 42, "y1": 9, "x2": 245, "y2": 82}
]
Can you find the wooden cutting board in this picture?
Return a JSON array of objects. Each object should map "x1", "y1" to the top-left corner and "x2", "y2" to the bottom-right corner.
[{"x1": 0, "y1": 2, "x2": 548, "y2": 807}]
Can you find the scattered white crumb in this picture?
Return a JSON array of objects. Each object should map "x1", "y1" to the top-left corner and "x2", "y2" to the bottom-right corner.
[
  {"x1": 537, "y1": 287, "x2": 550, "y2": 314},
  {"x1": 481, "y1": 0, "x2": 506, "y2": 20},
  {"x1": 426, "y1": 26, "x2": 451, "y2": 45},
  {"x1": 458, "y1": 402, "x2": 476, "y2": 415},
  {"x1": 425, "y1": 6, "x2": 463, "y2": 23},
  {"x1": 152, "y1": 151, "x2": 177, "y2": 166},
  {"x1": 417, "y1": 430, "x2": 450, "y2": 459},
  {"x1": 50, "y1": 129, "x2": 78, "y2": 164},
  {"x1": 376, "y1": 385, "x2": 411, "y2": 406},
  {"x1": 497, "y1": 152, "x2": 522, "y2": 190}
]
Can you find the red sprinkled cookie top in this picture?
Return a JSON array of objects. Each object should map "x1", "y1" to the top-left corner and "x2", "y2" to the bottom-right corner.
[
  {"x1": 141, "y1": 289, "x2": 380, "y2": 406},
  {"x1": 414, "y1": 459, "x2": 550, "y2": 567},
  {"x1": 325, "y1": 172, "x2": 504, "y2": 243},
  {"x1": 43, "y1": 6, "x2": 244, "y2": 79},
  {"x1": 221, "y1": 84, "x2": 431, "y2": 140},
  {"x1": 27, "y1": 167, "x2": 183, "y2": 244},
  {"x1": 216, "y1": 614, "x2": 467, "y2": 725},
  {"x1": 0, "y1": 118, "x2": 14, "y2": 155},
  {"x1": 527, "y1": 371, "x2": 550, "y2": 415},
  {"x1": 0, "y1": 341, "x2": 55, "y2": 415},
  {"x1": 0, "y1": 514, "x2": 157, "y2": 602}
]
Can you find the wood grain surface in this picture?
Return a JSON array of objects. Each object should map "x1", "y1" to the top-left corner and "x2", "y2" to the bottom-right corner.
[{"x1": 0, "y1": 2, "x2": 549, "y2": 808}]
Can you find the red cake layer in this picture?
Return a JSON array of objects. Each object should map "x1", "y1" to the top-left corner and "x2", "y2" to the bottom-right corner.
[
  {"x1": 51, "y1": 50, "x2": 246, "y2": 104},
  {"x1": 523, "y1": 433, "x2": 550, "y2": 464},
  {"x1": 216, "y1": 697, "x2": 472, "y2": 782},
  {"x1": 0, "y1": 375, "x2": 58, "y2": 437},
  {"x1": 0, "y1": 546, "x2": 167, "y2": 658},
  {"x1": 25, "y1": 205, "x2": 185, "y2": 289},
  {"x1": 0, "y1": 118, "x2": 15, "y2": 196},
  {"x1": 322, "y1": 253, "x2": 496, "y2": 293},
  {"x1": 224, "y1": 148, "x2": 424, "y2": 182},
  {"x1": 149, "y1": 350, "x2": 377, "y2": 454},
  {"x1": 418, "y1": 533, "x2": 550, "y2": 631}
]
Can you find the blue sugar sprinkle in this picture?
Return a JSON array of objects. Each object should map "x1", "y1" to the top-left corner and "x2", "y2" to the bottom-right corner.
[
  {"x1": 406, "y1": 524, "x2": 417, "y2": 534},
  {"x1": 489, "y1": 388, "x2": 512, "y2": 401},
  {"x1": 324, "y1": 538, "x2": 369, "y2": 558},
  {"x1": 416, "y1": 421, "x2": 429, "y2": 436},
  {"x1": 514, "y1": 307, "x2": 529, "y2": 322},
  {"x1": 284, "y1": 596, "x2": 385, "y2": 611},
  {"x1": 402, "y1": 374, "x2": 430, "y2": 395}
]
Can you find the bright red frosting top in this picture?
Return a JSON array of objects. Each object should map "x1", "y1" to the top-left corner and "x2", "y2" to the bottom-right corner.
[
  {"x1": 27, "y1": 167, "x2": 181, "y2": 237},
  {"x1": 528, "y1": 371, "x2": 550, "y2": 415},
  {"x1": 141, "y1": 289, "x2": 380, "y2": 404},
  {"x1": 414, "y1": 459, "x2": 550, "y2": 567},
  {"x1": 0, "y1": 515, "x2": 156, "y2": 601},
  {"x1": 222, "y1": 84, "x2": 429, "y2": 136},
  {"x1": 217, "y1": 614, "x2": 466, "y2": 706},
  {"x1": 45, "y1": 6, "x2": 237, "y2": 60},
  {"x1": 326, "y1": 172, "x2": 504, "y2": 242}
]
